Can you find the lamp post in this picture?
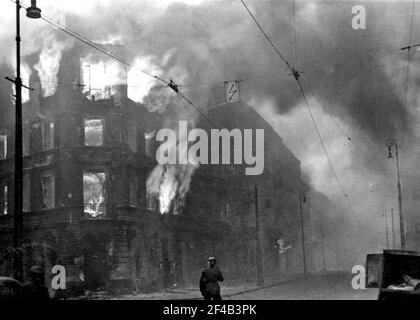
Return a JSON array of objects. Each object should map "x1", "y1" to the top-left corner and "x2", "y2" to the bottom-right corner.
[
  {"x1": 381, "y1": 211, "x2": 390, "y2": 249},
  {"x1": 391, "y1": 208, "x2": 396, "y2": 249},
  {"x1": 299, "y1": 192, "x2": 307, "y2": 275},
  {"x1": 7, "y1": 0, "x2": 41, "y2": 282},
  {"x1": 386, "y1": 138, "x2": 405, "y2": 250}
]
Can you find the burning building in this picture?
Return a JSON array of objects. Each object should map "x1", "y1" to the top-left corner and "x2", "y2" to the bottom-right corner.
[
  {"x1": 0, "y1": 37, "x2": 339, "y2": 295},
  {"x1": 0, "y1": 43, "x2": 169, "y2": 294},
  {"x1": 174, "y1": 101, "x2": 317, "y2": 283}
]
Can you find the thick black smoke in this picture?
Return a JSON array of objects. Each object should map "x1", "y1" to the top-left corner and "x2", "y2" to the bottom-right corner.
[{"x1": 57, "y1": 1, "x2": 417, "y2": 158}]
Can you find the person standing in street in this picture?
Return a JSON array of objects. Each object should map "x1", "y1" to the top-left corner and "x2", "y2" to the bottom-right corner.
[
  {"x1": 199, "y1": 257, "x2": 224, "y2": 300},
  {"x1": 21, "y1": 265, "x2": 50, "y2": 301}
]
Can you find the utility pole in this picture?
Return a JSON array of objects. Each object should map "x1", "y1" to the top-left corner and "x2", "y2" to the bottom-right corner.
[
  {"x1": 299, "y1": 193, "x2": 307, "y2": 275},
  {"x1": 391, "y1": 208, "x2": 396, "y2": 249},
  {"x1": 386, "y1": 139, "x2": 406, "y2": 250},
  {"x1": 254, "y1": 184, "x2": 264, "y2": 286},
  {"x1": 13, "y1": 0, "x2": 24, "y2": 282},
  {"x1": 5, "y1": 0, "x2": 41, "y2": 282},
  {"x1": 382, "y1": 211, "x2": 389, "y2": 249},
  {"x1": 320, "y1": 221, "x2": 326, "y2": 271}
]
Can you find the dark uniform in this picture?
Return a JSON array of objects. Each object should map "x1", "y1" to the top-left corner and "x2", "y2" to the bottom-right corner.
[
  {"x1": 199, "y1": 257, "x2": 224, "y2": 300},
  {"x1": 22, "y1": 281, "x2": 50, "y2": 301},
  {"x1": 21, "y1": 265, "x2": 50, "y2": 301}
]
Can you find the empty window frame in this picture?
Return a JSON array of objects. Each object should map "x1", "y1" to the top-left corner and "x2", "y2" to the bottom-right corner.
[
  {"x1": 83, "y1": 172, "x2": 106, "y2": 218},
  {"x1": 0, "y1": 132, "x2": 7, "y2": 160},
  {"x1": 30, "y1": 123, "x2": 42, "y2": 154},
  {"x1": 41, "y1": 121, "x2": 55, "y2": 151},
  {"x1": 41, "y1": 173, "x2": 56, "y2": 210},
  {"x1": 84, "y1": 119, "x2": 104, "y2": 147},
  {"x1": 1, "y1": 182, "x2": 7, "y2": 215}
]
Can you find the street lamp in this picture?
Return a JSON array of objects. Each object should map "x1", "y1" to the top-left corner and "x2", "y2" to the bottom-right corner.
[
  {"x1": 8, "y1": 0, "x2": 41, "y2": 282},
  {"x1": 26, "y1": 0, "x2": 42, "y2": 19},
  {"x1": 386, "y1": 138, "x2": 405, "y2": 250}
]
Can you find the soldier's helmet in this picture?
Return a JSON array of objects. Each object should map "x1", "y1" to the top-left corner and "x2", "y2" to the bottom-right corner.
[
  {"x1": 30, "y1": 265, "x2": 44, "y2": 275},
  {"x1": 29, "y1": 265, "x2": 45, "y2": 283}
]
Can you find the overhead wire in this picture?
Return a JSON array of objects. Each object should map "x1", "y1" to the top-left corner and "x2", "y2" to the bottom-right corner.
[
  {"x1": 12, "y1": 0, "x2": 220, "y2": 129},
  {"x1": 8, "y1": 0, "x2": 167, "y2": 86},
  {"x1": 301, "y1": 79, "x2": 393, "y2": 179},
  {"x1": 177, "y1": 92, "x2": 219, "y2": 128},
  {"x1": 295, "y1": 80, "x2": 350, "y2": 199},
  {"x1": 401, "y1": 0, "x2": 416, "y2": 156},
  {"x1": 292, "y1": 0, "x2": 298, "y2": 68},
  {"x1": 10, "y1": 0, "x2": 393, "y2": 209},
  {"x1": 239, "y1": 0, "x2": 387, "y2": 179},
  {"x1": 176, "y1": 94, "x2": 196, "y2": 123},
  {"x1": 24, "y1": 4, "x2": 168, "y2": 87},
  {"x1": 240, "y1": 0, "x2": 293, "y2": 73},
  {"x1": 240, "y1": 0, "x2": 355, "y2": 215}
]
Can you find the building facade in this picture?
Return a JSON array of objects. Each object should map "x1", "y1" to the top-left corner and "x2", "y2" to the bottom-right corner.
[
  {"x1": 0, "y1": 45, "x2": 337, "y2": 296},
  {"x1": 0, "y1": 46, "x2": 172, "y2": 294}
]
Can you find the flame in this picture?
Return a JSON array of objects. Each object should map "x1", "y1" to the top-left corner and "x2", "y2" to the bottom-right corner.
[
  {"x1": 81, "y1": 57, "x2": 124, "y2": 100},
  {"x1": 22, "y1": 63, "x2": 31, "y2": 104},
  {"x1": 147, "y1": 163, "x2": 197, "y2": 214},
  {"x1": 11, "y1": 62, "x2": 31, "y2": 104},
  {"x1": 147, "y1": 165, "x2": 176, "y2": 214},
  {"x1": 34, "y1": 34, "x2": 72, "y2": 97},
  {"x1": 94, "y1": 35, "x2": 124, "y2": 46},
  {"x1": 159, "y1": 167, "x2": 179, "y2": 214},
  {"x1": 81, "y1": 54, "x2": 162, "y2": 103},
  {"x1": 146, "y1": 116, "x2": 200, "y2": 214},
  {"x1": 127, "y1": 57, "x2": 162, "y2": 103}
]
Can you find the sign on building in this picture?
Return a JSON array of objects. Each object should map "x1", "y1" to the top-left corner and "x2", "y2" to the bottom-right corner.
[{"x1": 224, "y1": 81, "x2": 241, "y2": 103}]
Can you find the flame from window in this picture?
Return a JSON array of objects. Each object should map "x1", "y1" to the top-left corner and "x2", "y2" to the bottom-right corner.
[
  {"x1": 82, "y1": 58, "x2": 123, "y2": 100},
  {"x1": 147, "y1": 164, "x2": 196, "y2": 214},
  {"x1": 34, "y1": 34, "x2": 73, "y2": 97}
]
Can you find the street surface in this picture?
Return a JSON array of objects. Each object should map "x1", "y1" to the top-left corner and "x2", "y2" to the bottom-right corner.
[
  {"x1": 228, "y1": 272, "x2": 377, "y2": 300},
  {"x1": 98, "y1": 272, "x2": 377, "y2": 300}
]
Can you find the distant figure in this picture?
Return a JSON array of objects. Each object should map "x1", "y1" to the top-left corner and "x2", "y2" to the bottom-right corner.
[
  {"x1": 199, "y1": 257, "x2": 224, "y2": 300},
  {"x1": 21, "y1": 265, "x2": 50, "y2": 301}
]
